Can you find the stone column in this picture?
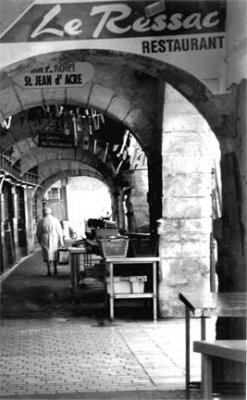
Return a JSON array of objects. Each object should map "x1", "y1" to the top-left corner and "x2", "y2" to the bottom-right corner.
[
  {"x1": 159, "y1": 131, "x2": 213, "y2": 316},
  {"x1": 111, "y1": 191, "x2": 118, "y2": 226},
  {"x1": 0, "y1": 177, "x2": 7, "y2": 273},
  {"x1": 117, "y1": 188, "x2": 125, "y2": 229},
  {"x1": 124, "y1": 190, "x2": 135, "y2": 232},
  {"x1": 130, "y1": 170, "x2": 149, "y2": 232},
  {"x1": 211, "y1": 81, "x2": 247, "y2": 386},
  {"x1": 147, "y1": 148, "x2": 163, "y2": 236},
  {"x1": 23, "y1": 186, "x2": 35, "y2": 254},
  {"x1": 61, "y1": 183, "x2": 68, "y2": 220},
  {"x1": 11, "y1": 185, "x2": 19, "y2": 261}
]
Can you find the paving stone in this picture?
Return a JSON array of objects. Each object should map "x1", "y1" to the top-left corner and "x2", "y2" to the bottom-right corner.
[{"x1": 0, "y1": 253, "x2": 205, "y2": 399}]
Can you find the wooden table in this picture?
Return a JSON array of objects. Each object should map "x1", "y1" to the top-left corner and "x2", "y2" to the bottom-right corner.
[
  {"x1": 105, "y1": 257, "x2": 159, "y2": 321},
  {"x1": 179, "y1": 292, "x2": 247, "y2": 394},
  {"x1": 194, "y1": 340, "x2": 246, "y2": 399}
]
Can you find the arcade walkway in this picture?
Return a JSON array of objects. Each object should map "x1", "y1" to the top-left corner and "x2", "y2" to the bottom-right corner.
[{"x1": 0, "y1": 251, "x2": 209, "y2": 399}]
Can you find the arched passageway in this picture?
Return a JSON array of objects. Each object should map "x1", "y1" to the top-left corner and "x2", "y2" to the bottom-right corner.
[
  {"x1": 0, "y1": 49, "x2": 245, "y2": 325},
  {"x1": 0, "y1": 48, "x2": 231, "y2": 235},
  {"x1": 0, "y1": 0, "x2": 246, "y2": 390}
]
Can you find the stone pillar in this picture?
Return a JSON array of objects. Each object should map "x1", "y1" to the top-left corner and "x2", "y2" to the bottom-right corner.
[
  {"x1": 23, "y1": 187, "x2": 35, "y2": 254},
  {"x1": 117, "y1": 189, "x2": 125, "y2": 229},
  {"x1": 11, "y1": 185, "x2": 19, "y2": 261},
  {"x1": 130, "y1": 170, "x2": 149, "y2": 232},
  {"x1": 113, "y1": 189, "x2": 124, "y2": 228},
  {"x1": 159, "y1": 131, "x2": 213, "y2": 316},
  {"x1": 0, "y1": 177, "x2": 7, "y2": 273},
  {"x1": 61, "y1": 183, "x2": 68, "y2": 220},
  {"x1": 36, "y1": 190, "x2": 43, "y2": 221},
  {"x1": 147, "y1": 149, "x2": 163, "y2": 236},
  {"x1": 212, "y1": 151, "x2": 246, "y2": 384},
  {"x1": 217, "y1": 152, "x2": 246, "y2": 292},
  {"x1": 111, "y1": 191, "x2": 118, "y2": 226},
  {"x1": 213, "y1": 83, "x2": 246, "y2": 355},
  {"x1": 124, "y1": 190, "x2": 135, "y2": 232},
  {"x1": 127, "y1": 138, "x2": 150, "y2": 232}
]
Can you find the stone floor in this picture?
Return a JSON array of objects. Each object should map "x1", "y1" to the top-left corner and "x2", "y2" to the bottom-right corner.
[
  {"x1": 0, "y1": 317, "x2": 202, "y2": 399},
  {"x1": 0, "y1": 250, "x2": 243, "y2": 400}
]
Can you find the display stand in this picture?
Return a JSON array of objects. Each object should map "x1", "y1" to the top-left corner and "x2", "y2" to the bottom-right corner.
[{"x1": 105, "y1": 256, "x2": 159, "y2": 321}]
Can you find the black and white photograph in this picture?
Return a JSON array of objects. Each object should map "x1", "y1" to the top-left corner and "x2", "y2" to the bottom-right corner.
[{"x1": 0, "y1": 0, "x2": 246, "y2": 399}]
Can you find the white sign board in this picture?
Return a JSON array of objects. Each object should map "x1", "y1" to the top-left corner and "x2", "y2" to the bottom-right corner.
[{"x1": 0, "y1": 0, "x2": 226, "y2": 85}]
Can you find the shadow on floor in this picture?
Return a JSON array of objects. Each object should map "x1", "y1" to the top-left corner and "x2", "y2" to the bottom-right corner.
[{"x1": 0, "y1": 250, "x2": 153, "y2": 320}]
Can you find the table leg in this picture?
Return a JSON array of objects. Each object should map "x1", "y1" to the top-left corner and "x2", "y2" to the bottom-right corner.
[
  {"x1": 109, "y1": 262, "x2": 114, "y2": 321},
  {"x1": 104, "y1": 261, "x2": 108, "y2": 314},
  {"x1": 85, "y1": 252, "x2": 88, "y2": 267},
  {"x1": 76, "y1": 254, "x2": 80, "y2": 286},
  {"x1": 202, "y1": 354, "x2": 213, "y2": 400},
  {"x1": 185, "y1": 306, "x2": 190, "y2": 395},
  {"x1": 152, "y1": 262, "x2": 157, "y2": 321},
  {"x1": 200, "y1": 317, "x2": 206, "y2": 393},
  {"x1": 70, "y1": 254, "x2": 75, "y2": 289},
  {"x1": 201, "y1": 317, "x2": 206, "y2": 340},
  {"x1": 83, "y1": 252, "x2": 86, "y2": 271}
]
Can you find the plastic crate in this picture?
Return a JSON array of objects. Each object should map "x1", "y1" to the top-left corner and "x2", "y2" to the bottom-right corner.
[
  {"x1": 105, "y1": 277, "x2": 131, "y2": 294},
  {"x1": 99, "y1": 238, "x2": 129, "y2": 258}
]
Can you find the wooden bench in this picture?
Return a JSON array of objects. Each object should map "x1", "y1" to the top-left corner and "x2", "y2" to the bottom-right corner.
[{"x1": 194, "y1": 340, "x2": 246, "y2": 399}]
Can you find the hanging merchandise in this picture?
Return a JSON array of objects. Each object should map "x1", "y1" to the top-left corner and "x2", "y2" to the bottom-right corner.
[
  {"x1": 72, "y1": 115, "x2": 78, "y2": 146},
  {"x1": 115, "y1": 160, "x2": 124, "y2": 176},
  {"x1": 92, "y1": 110, "x2": 98, "y2": 130},
  {"x1": 31, "y1": 104, "x2": 132, "y2": 175},
  {"x1": 100, "y1": 113, "x2": 105, "y2": 124},
  {"x1": 117, "y1": 130, "x2": 130, "y2": 157},
  {"x1": 122, "y1": 149, "x2": 128, "y2": 160},
  {"x1": 93, "y1": 139, "x2": 97, "y2": 154},
  {"x1": 103, "y1": 142, "x2": 109, "y2": 163},
  {"x1": 36, "y1": 105, "x2": 107, "y2": 149},
  {"x1": 82, "y1": 117, "x2": 90, "y2": 150}
]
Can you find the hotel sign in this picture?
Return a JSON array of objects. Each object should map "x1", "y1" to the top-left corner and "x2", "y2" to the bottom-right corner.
[{"x1": 14, "y1": 61, "x2": 95, "y2": 89}]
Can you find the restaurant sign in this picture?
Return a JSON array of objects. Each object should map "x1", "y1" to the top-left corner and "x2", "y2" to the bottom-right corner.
[
  {"x1": 0, "y1": 0, "x2": 226, "y2": 83},
  {"x1": 1, "y1": 1, "x2": 226, "y2": 45}
]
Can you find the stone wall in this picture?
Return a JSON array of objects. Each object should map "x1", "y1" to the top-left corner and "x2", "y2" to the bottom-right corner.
[
  {"x1": 158, "y1": 85, "x2": 220, "y2": 316},
  {"x1": 129, "y1": 170, "x2": 149, "y2": 233}
]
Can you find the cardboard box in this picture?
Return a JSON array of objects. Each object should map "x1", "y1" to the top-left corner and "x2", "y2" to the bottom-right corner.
[
  {"x1": 130, "y1": 276, "x2": 147, "y2": 293},
  {"x1": 105, "y1": 277, "x2": 131, "y2": 294},
  {"x1": 105, "y1": 276, "x2": 147, "y2": 294}
]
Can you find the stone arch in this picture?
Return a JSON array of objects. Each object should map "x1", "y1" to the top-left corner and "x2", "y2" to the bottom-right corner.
[
  {"x1": 0, "y1": 48, "x2": 232, "y2": 241},
  {"x1": 1, "y1": 47, "x2": 245, "y2": 324},
  {"x1": 35, "y1": 168, "x2": 115, "y2": 221},
  {"x1": 17, "y1": 144, "x2": 114, "y2": 178},
  {"x1": 0, "y1": 49, "x2": 231, "y2": 154},
  {"x1": 38, "y1": 170, "x2": 113, "y2": 197},
  {"x1": 36, "y1": 160, "x2": 108, "y2": 186}
]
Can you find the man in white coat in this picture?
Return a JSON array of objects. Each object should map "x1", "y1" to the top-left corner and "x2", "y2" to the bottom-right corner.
[{"x1": 36, "y1": 207, "x2": 64, "y2": 276}]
